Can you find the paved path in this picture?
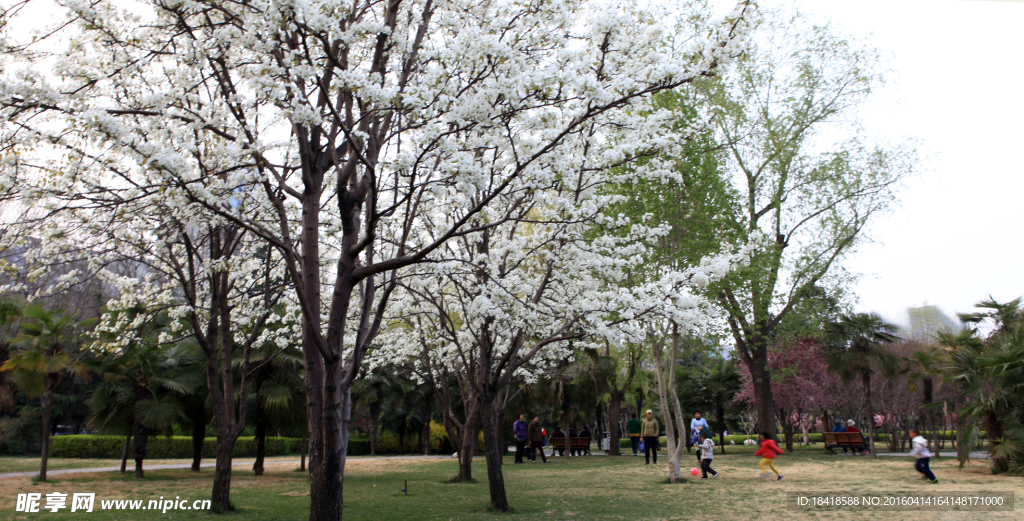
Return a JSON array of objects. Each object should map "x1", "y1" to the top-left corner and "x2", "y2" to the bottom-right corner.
[
  {"x1": 875, "y1": 451, "x2": 988, "y2": 459},
  {"x1": 0, "y1": 455, "x2": 452, "y2": 479}
]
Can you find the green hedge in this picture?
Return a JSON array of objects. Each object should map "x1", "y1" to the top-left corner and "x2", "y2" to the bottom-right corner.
[
  {"x1": 50, "y1": 435, "x2": 303, "y2": 459},
  {"x1": 348, "y1": 438, "x2": 370, "y2": 456}
]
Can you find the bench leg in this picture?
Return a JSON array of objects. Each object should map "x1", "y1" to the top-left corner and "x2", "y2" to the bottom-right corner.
[{"x1": 825, "y1": 446, "x2": 835, "y2": 455}]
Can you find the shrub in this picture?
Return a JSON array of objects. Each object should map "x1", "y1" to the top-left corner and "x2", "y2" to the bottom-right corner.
[{"x1": 49, "y1": 435, "x2": 303, "y2": 458}]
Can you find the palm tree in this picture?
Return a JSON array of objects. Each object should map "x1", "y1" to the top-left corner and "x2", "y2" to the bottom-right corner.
[
  {"x1": 1, "y1": 304, "x2": 94, "y2": 481},
  {"x1": 0, "y1": 298, "x2": 23, "y2": 415},
  {"x1": 939, "y1": 297, "x2": 1024, "y2": 473},
  {"x1": 248, "y1": 343, "x2": 305, "y2": 475},
  {"x1": 905, "y1": 348, "x2": 944, "y2": 453},
  {"x1": 89, "y1": 329, "x2": 202, "y2": 478},
  {"x1": 823, "y1": 313, "x2": 901, "y2": 458}
]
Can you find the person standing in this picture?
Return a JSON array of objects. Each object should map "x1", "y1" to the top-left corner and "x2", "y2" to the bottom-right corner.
[
  {"x1": 513, "y1": 414, "x2": 528, "y2": 464},
  {"x1": 755, "y1": 431, "x2": 784, "y2": 480},
  {"x1": 909, "y1": 428, "x2": 938, "y2": 483},
  {"x1": 699, "y1": 431, "x2": 718, "y2": 479},
  {"x1": 626, "y1": 413, "x2": 642, "y2": 456},
  {"x1": 690, "y1": 411, "x2": 710, "y2": 463},
  {"x1": 528, "y1": 416, "x2": 548, "y2": 463},
  {"x1": 641, "y1": 410, "x2": 660, "y2": 465}
]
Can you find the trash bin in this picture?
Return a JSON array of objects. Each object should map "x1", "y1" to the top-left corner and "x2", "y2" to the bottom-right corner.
[{"x1": 602, "y1": 434, "x2": 611, "y2": 451}]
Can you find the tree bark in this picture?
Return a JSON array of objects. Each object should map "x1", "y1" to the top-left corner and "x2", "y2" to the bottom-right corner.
[
  {"x1": 300, "y1": 436, "x2": 307, "y2": 472},
  {"x1": 191, "y1": 411, "x2": 206, "y2": 472},
  {"x1": 309, "y1": 357, "x2": 345, "y2": 521},
  {"x1": 456, "y1": 414, "x2": 480, "y2": 481},
  {"x1": 862, "y1": 370, "x2": 876, "y2": 458},
  {"x1": 749, "y1": 347, "x2": 777, "y2": 439},
  {"x1": 253, "y1": 398, "x2": 268, "y2": 476},
  {"x1": 211, "y1": 434, "x2": 240, "y2": 511},
  {"x1": 607, "y1": 391, "x2": 622, "y2": 455},
  {"x1": 38, "y1": 385, "x2": 54, "y2": 482},
  {"x1": 120, "y1": 432, "x2": 132, "y2": 473},
  {"x1": 716, "y1": 396, "x2": 726, "y2": 454},
  {"x1": 133, "y1": 420, "x2": 148, "y2": 479},
  {"x1": 481, "y1": 395, "x2": 509, "y2": 511},
  {"x1": 368, "y1": 400, "x2": 380, "y2": 456}
]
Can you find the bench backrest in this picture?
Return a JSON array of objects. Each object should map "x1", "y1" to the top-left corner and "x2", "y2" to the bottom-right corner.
[
  {"x1": 551, "y1": 437, "x2": 590, "y2": 449},
  {"x1": 825, "y1": 432, "x2": 865, "y2": 445}
]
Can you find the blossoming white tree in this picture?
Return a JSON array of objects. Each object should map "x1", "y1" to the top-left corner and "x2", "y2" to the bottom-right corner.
[{"x1": 1, "y1": 0, "x2": 756, "y2": 517}]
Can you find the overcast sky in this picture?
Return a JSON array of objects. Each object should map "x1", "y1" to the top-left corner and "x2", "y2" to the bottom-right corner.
[{"x1": 709, "y1": 0, "x2": 1024, "y2": 326}]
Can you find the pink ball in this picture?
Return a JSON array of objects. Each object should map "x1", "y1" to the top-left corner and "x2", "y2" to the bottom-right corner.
[{"x1": 690, "y1": 467, "x2": 699, "y2": 476}]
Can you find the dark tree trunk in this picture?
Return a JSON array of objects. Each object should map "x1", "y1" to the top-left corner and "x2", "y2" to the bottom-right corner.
[
  {"x1": 253, "y1": 398, "x2": 268, "y2": 476},
  {"x1": 191, "y1": 410, "x2": 206, "y2": 472},
  {"x1": 423, "y1": 396, "x2": 432, "y2": 455},
  {"x1": 211, "y1": 434, "x2": 240, "y2": 511},
  {"x1": 133, "y1": 420, "x2": 149, "y2": 479},
  {"x1": 607, "y1": 391, "x2": 622, "y2": 455},
  {"x1": 120, "y1": 432, "x2": 132, "y2": 473},
  {"x1": 749, "y1": 348, "x2": 777, "y2": 438},
  {"x1": 779, "y1": 409, "x2": 794, "y2": 452},
  {"x1": 716, "y1": 396, "x2": 726, "y2": 454},
  {"x1": 369, "y1": 400, "x2": 380, "y2": 456},
  {"x1": 457, "y1": 417, "x2": 479, "y2": 481},
  {"x1": 308, "y1": 357, "x2": 345, "y2": 521},
  {"x1": 300, "y1": 436, "x2": 307, "y2": 472},
  {"x1": 481, "y1": 395, "x2": 509, "y2": 512},
  {"x1": 38, "y1": 385, "x2": 55, "y2": 482},
  {"x1": 862, "y1": 370, "x2": 876, "y2": 458}
]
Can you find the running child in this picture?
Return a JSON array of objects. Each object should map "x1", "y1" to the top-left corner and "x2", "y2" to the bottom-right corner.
[
  {"x1": 909, "y1": 428, "x2": 938, "y2": 484},
  {"x1": 699, "y1": 431, "x2": 718, "y2": 479},
  {"x1": 754, "y1": 431, "x2": 784, "y2": 481}
]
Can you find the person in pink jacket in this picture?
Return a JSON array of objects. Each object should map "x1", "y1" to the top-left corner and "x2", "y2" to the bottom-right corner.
[{"x1": 754, "y1": 431, "x2": 784, "y2": 481}]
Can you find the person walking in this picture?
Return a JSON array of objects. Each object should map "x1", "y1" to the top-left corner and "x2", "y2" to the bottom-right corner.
[
  {"x1": 699, "y1": 431, "x2": 718, "y2": 479},
  {"x1": 513, "y1": 414, "x2": 528, "y2": 464},
  {"x1": 528, "y1": 416, "x2": 548, "y2": 463},
  {"x1": 626, "y1": 413, "x2": 642, "y2": 456},
  {"x1": 641, "y1": 410, "x2": 660, "y2": 465},
  {"x1": 690, "y1": 410, "x2": 710, "y2": 464},
  {"x1": 755, "y1": 431, "x2": 784, "y2": 480},
  {"x1": 909, "y1": 428, "x2": 938, "y2": 483}
]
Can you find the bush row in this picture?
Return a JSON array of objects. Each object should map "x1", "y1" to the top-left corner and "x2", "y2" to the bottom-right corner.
[{"x1": 49, "y1": 435, "x2": 303, "y2": 459}]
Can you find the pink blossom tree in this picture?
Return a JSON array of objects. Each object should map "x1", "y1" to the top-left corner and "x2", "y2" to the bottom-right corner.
[{"x1": 737, "y1": 339, "x2": 836, "y2": 451}]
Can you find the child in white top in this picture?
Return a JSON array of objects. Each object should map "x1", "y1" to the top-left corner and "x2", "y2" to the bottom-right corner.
[
  {"x1": 909, "y1": 428, "x2": 937, "y2": 483},
  {"x1": 699, "y1": 431, "x2": 718, "y2": 479}
]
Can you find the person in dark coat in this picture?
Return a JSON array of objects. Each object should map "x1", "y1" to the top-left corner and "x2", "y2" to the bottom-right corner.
[
  {"x1": 527, "y1": 417, "x2": 548, "y2": 463},
  {"x1": 513, "y1": 414, "x2": 528, "y2": 464},
  {"x1": 578, "y1": 426, "x2": 591, "y2": 455},
  {"x1": 553, "y1": 427, "x2": 567, "y2": 456}
]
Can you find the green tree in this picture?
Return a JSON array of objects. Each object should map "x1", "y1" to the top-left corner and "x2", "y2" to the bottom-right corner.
[
  {"x1": 2, "y1": 304, "x2": 94, "y2": 481},
  {"x1": 698, "y1": 11, "x2": 914, "y2": 437},
  {"x1": 823, "y1": 312, "x2": 901, "y2": 458}
]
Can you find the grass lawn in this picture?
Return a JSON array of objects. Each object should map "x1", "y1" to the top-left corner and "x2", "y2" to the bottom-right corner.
[{"x1": 1, "y1": 447, "x2": 1020, "y2": 520}]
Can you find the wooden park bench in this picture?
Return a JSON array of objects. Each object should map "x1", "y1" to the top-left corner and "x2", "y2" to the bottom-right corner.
[
  {"x1": 823, "y1": 432, "x2": 867, "y2": 455},
  {"x1": 551, "y1": 437, "x2": 591, "y2": 455}
]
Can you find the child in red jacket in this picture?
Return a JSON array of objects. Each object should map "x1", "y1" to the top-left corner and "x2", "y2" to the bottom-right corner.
[{"x1": 755, "y1": 431, "x2": 784, "y2": 481}]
